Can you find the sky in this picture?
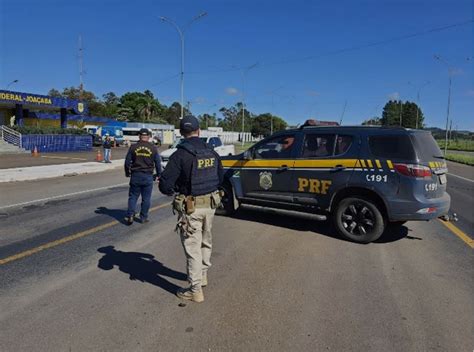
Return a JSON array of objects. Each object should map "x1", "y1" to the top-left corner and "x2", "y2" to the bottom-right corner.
[{"x1": 0, "y1": 0, "x2": 473, "y2": 130}]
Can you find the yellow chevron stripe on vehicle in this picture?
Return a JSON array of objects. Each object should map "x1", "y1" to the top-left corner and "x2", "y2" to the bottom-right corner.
[
  {"x1": 375, "y1": 160, "x2": 382, "y2": 169},
  {"x1": 387, "y1": 160, "x2": 394, "y2": 169},
  {"x1": 366, "y1": 160, "x2": 373, "y2": 168},
  {"x1": 221, "y1": 159, "x2": 359, "y2": 169},
  {"x1": 360, "y1": 159, "x2": 366, "y2": 168}
]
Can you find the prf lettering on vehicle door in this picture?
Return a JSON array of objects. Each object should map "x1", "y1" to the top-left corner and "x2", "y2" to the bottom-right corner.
[{"x1": 297, "y1": 178, "x2": 332, "y2": 194}]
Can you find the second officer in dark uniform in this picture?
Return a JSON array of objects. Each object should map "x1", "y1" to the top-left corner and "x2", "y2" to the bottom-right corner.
[
  {"x1": 159, "y1": 116, "x2": 223, "y2": 303},
  {"x1": 124, "y1": 128, "x2": 161, "y2": 225}
]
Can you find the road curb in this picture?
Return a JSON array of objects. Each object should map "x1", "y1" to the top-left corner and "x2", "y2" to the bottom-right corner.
[{"x1": 0, "y1": 159, "x2": 125, "y2": 183}]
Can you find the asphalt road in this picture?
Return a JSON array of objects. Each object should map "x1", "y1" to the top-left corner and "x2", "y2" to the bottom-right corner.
[
  {"x1": 446, "y1": 161, "x2": 473, "y2": 235},
  {"x1": 0, "y1": 172, "x2": 473, "y2": 351}
]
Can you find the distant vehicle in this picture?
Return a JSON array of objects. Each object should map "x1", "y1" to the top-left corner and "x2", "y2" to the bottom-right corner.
[
  {"x1": 83, "y1": 125, "x2": 124, "y2": 146},
  {"x1": 218, "y1": 126, "x2": 451, "y2": 244},
  {"x1": 123, "y1": 127, "x2": 161, "y2": 146},
  {"x1": 160, "y1": 136, "x2": 235, "y2": 168},
  {"x1": 91, "y1": 134, "x2": 103, "y2": 146}
]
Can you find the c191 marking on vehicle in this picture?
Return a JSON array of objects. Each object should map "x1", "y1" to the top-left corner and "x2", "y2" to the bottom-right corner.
[
  {"x1": 425, "y1": 183, "x2": 438, "y2": 192},
  {"x1": 298, "y1": 178, "x2": 332, "y2": 194},
  {"x1": 366, "y1": 174, "x2": 388, "y2": 182}
]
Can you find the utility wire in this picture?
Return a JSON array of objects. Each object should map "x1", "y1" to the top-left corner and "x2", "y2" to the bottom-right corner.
[{"x1": 188, "y1": 19, "x2": 473, "y2": 75}]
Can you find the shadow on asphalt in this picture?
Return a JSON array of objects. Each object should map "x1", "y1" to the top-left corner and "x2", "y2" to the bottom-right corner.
[
  {"x1": 97, "y1": 246, "x2": 186, "y2": 294},
  {"x1": 95, "y1": 207, "x2": 128, "y2": 224},
  {"x1": 231, "y1": 207, "x2": 413, "y2": 244}
]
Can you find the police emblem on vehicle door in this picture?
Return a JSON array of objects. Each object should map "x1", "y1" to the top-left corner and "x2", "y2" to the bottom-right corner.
[{"x1": 259, "y1": 171, "x2": 273, "y2": 190}]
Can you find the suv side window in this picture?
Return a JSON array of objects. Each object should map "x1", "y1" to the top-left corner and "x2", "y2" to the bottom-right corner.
[
  {"x1": 335, "y1": 135, "x2": 353, "y2": 155},
  {"x1": 253, "y1": 134, "x2": 296, "y2": 159},
  {"x1": 369, "y1": 135, "x2": 415, "y2": 160},
  {"x1": 302, "y1": 134, "x2": 335, "y2": 158},
  {"x1": 209, "y1": 137, "x2": 222, "y2": 148}
]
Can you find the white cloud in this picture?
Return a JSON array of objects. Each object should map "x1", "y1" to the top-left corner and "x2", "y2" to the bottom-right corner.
[
  {"x1": 388, "y1": 92, "x2": 400, "y2": 100},
  {"x1": 225, "y1": 87, "x2": 239, "y2": 96}
]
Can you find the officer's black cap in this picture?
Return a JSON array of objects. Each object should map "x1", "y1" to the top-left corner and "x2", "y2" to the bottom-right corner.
[
  {"x1": 179, "y1": 115, "x2": 200, "y2": 133},
  {"x1": 139, "y1": 128, "x2": 151, "y2": 136}
]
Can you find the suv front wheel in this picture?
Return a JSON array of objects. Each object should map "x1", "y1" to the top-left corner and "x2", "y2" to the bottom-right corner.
[{"x1": 333, "y1": 197, "x2": 385, "y2": 243}]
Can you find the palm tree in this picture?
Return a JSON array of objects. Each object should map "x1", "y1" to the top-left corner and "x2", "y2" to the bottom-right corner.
[{"x1": 136, "y1": 96, "x2": 162, "y2": 122}]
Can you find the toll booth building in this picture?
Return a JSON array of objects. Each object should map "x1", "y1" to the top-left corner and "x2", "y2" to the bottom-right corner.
[{"x1": 0, "y1": 90, "x2": 86, "y2": 128}]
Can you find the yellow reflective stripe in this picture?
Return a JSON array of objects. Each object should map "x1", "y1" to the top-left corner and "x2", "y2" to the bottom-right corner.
[
  {"x1": 429, "y1": 161, "x2": 436, "y2": 168},
  {"x1": 366, "y1": 160, "x2": 373, "y2": 168},
  {"x1": 221, "y1": 159, "x2": 359, "y2": 169},
  {"x1": 387, "y1": 160, "x2": 394, "y2": 169},
  {"x1": 360, "y1": 159, "x2": 366, "y2": 168},
  {"x1": 375, "y1": 160, "x2": 382, "y2": 169},
  {"x1": 293, "y1": 159, "x2": 357, "y2": 168}
]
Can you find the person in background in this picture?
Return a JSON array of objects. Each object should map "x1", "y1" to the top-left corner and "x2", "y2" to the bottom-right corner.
[
  {"x1": 124, "y1": 128, "x2": 161, "y2": 225},
  {"x1": 103, "y1": 134, "x2": 113, "y2": 163}
]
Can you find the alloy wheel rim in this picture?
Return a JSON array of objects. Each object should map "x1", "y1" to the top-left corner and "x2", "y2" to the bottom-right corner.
[{"x1": 341, "y1": 201, "x2": 375, "y2": 236}]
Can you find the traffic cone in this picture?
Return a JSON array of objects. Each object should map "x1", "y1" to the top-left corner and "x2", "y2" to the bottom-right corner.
[
  {"x1": 96, "y1": 149, "x2": 103, "y2": 162},
  {"x1": 31, "y1": 146, "x2": 39, "y2": 157}
]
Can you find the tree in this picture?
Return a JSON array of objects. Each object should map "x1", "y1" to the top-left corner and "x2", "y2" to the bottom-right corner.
[
  {"x1": 136, "y1": 96, "x2": 165, "y2": 123},
  {"x1": 198, "y1": 113, "x2": 217, "y2": 129},
  {"x1": 381, "y1": 100, "x2": 424, "y2": 128},
  {"x1": 48, "y1": 88, "x2": 62, "y2": 97},
  {"x1": 251, "y1": 113, "x2": 287, "y2": 137},
  {"x1": 362, "y1": 117, "x2": 382, "y2": 125}
]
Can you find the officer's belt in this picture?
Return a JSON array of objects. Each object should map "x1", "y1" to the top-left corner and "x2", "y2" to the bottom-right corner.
[{"x1": 190, "y1": 193, "x2": 213, "y2": 208}]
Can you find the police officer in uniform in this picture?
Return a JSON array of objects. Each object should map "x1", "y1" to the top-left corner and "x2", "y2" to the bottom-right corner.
[
  {"x1": 124, "y1": 128, "x2": 161, "y2": 225},
  {"x1": 159, "y1": 116, "x2": 223, "y2": 303}
]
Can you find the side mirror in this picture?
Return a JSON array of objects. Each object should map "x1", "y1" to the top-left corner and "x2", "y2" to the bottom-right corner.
[
  {"x1": 243, "y1": 150, "x2": 253, "y2": 160},
  {"x1": 168, "y1": 145, "x2": 172, "y2": 149}
]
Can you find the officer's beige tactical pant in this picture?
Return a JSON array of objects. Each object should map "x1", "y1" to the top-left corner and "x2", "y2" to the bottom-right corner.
[{"x1": 178, "y1": 207, "x2": 215, "y2": 292}]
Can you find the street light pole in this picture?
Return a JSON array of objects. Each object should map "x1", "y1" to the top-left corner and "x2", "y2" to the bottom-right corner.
[
  {"x1": 409, "y1": 81, "x2": 430, "y2": 129},
  {"x1": 6, "y1": 79, "x2": 19, "y2": 90},
  {"x1": 269, "y1": 85, "x2": 284, "y2": 135},
  {"x1": 241, "y1": 62, "x2": 258, "y2": 146},
  {"x1": 434, "y1": 55, "x2": 453, "y2": 156},
  {"x1": 159, "y1": 12, "x2": 207, "y2": 120}
]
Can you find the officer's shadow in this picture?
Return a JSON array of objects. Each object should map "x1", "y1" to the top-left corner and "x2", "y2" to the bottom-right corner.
[{"x1": 97, "y1": 246, "x2": 186, "y2": 294}]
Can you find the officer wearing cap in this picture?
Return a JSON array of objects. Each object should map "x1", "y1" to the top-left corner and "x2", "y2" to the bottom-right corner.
[
  {"x1": 159, "y1": 115, "x2": 223, "y2": 303},
  {"x1": 124, "y1": 128, "x2": 161, "y2": 225}
]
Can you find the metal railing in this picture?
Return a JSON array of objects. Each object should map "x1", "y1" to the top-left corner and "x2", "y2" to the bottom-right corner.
[{"x1": 1, "y1": 125, "x2": 22, "y2": 148}]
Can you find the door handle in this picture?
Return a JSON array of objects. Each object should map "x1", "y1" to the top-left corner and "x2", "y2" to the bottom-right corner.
[
  {"x1": 330, "y1": 164, "x2": 346, "y2": 172},
  {"x1": 277, "y1": 164, "x2": 289, "y2": 172}
]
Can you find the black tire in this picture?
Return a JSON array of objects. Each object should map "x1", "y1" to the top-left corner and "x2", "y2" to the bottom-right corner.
[
  {"x1": 333, "y1": 197, "x2": 385, "y2": 243},
  {"x1": 216, "y1": 183, "x2": 237, "y2": 216}
]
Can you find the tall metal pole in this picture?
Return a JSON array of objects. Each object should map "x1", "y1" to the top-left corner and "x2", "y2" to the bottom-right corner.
[
  {"x1": 434, "y1": 55, "x2": 454, "y2": 156},
  {"x1": 78, "y1": 35, "x2": 84, "y2": 100},
  {"x1": 160, "y1": 12, "x2": 207, "y2": 120},
  {"x1": 444, "y1": 75, "x2": 451, "y2": 155},
  {"x1": 241, "y1": 62, "x2": 258, "y2": 146},
  {"x1": 399, "y1": 99, "x2": 403, "y2": 126}
]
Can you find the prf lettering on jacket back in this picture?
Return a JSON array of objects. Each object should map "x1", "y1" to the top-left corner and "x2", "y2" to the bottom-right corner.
[
  {"x1": 298, "y1": 178, "x2": 332, "y2": 194},
  {"x1": 197, "y1": 157, "x2": 216, "y2": 169}
]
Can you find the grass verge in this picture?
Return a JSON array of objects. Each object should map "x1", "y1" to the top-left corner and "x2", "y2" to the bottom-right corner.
[{"x1": 445, "y1": 153, "x2": 474, "y2": 166}]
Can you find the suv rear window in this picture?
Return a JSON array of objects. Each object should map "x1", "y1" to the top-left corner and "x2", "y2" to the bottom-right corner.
[
  {"x1": 368, "y1": 135, "x2": 415, "y2": 160},
  {"x1": 410, "y1": 132, "x2": 444, "y2": 160}
]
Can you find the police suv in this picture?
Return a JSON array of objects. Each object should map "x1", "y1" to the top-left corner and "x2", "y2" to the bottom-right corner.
[{"x1": 218, "y1": 126, "x2": 451, "y2": 243}]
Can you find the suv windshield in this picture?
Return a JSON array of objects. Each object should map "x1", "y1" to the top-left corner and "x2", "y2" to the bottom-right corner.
[
  {"x1": 368, "y1": 134, "x2": 416, "y2": 160},
  {"x1": 410, "y1": 132, "x2": 444, "y2": 160}
]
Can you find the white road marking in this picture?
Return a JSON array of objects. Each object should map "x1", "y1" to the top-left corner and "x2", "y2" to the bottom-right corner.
[
  {"x1": 448, "y1": 173, "x2": 474, "y2": 183},
  {"x1": 0, "y1": 183, "x2": 129, "y2": 210}
]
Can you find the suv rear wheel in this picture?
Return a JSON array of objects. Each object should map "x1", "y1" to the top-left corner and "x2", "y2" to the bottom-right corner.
[{"x1": 333, "y1": 197, "x2": 385, "y2": 243}]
